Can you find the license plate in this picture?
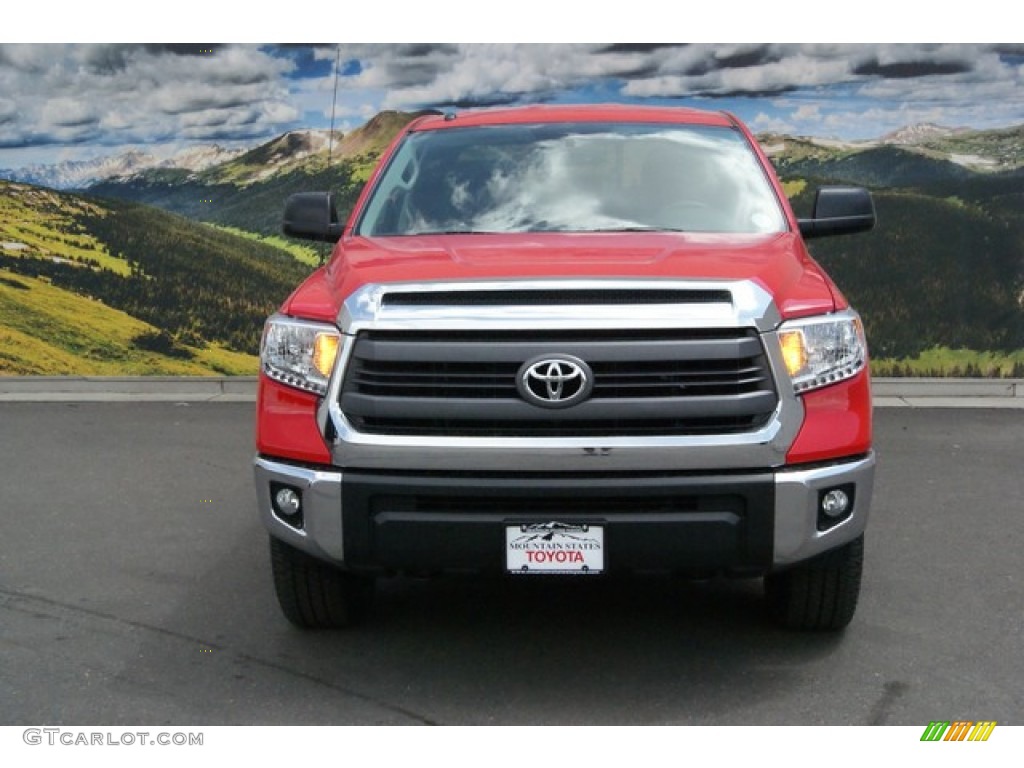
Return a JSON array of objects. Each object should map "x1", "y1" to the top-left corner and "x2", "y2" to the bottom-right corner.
[{"x1": 506, "y1": 522, "x2": 604, "y2": 574}]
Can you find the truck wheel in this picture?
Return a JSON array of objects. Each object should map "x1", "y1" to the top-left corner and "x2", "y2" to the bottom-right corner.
[
  {"x1": 765, "y1": 535, "x2": 863, "y2": 631},
  {"x1": 269, "y1": 537, "x2": 373, "y2": 628}
]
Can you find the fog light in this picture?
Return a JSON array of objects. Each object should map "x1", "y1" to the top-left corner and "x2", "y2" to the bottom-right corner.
[
  {"x1": 274, "y1": 487, "x2": 302, "y2": 517},
  {"x1": 821, "y1": 488, "x2": 850, "y2": 518}
]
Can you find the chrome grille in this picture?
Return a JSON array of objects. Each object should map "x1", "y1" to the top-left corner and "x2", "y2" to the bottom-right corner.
[{"x1": 340, "y1": 328, "x2": 778, "y2": 437}]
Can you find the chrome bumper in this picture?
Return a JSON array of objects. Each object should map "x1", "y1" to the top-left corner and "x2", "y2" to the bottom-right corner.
[
  {"x1": 773, "y1": 452, "x2": 875, "y2": 567},
  {"x1": 255, "y1": 451, "x2": 874, "y2": 571}
]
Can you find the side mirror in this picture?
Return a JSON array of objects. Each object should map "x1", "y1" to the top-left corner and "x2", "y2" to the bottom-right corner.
[
  {"x1": 798, "y1": 187, "x2": 875, "y2": 240},
  {"x1": 282, "y1": 192, "x2": 344, "y2": 242}
]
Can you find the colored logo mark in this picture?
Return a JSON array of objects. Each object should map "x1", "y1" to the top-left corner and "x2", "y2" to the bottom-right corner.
[{"x1": 920, "y1": 721, "x2": 996, "y2": 742}]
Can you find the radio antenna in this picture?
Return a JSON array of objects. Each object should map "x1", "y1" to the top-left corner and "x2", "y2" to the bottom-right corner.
[
  {"x1": 319, "y1": 44, "x2": 342, "y2": 266},
  {"x1": 326, "y1": 44, "x2": 341, "y2": 172}
]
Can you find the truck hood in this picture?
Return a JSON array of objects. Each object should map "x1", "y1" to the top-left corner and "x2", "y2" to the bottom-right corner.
[{"x1": 282, "y1": 231, "x2": 840, "y2": 325}]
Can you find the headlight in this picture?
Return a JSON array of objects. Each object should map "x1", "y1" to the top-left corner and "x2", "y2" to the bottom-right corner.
[
  {"x1": 777, "y1": 310, "x2": 867, "y2": 393},
  {"x1": 260, "y1": 315, "x2": 341, "y2": 395}
]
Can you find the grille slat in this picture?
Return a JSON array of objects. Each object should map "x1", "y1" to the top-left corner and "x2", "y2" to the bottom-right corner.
[
  {"x1": 340, "y1": 327, "x2": 778, "y2": 437},
  {"x1": 342, "y1": 391, "x2": 778, "y2": 421},
  {"x1": 381, "y1": 289, "x2": 733, "y2": 307},
  {"x1": 355, "y1": 337, "x2": 763, "y2": 364}
]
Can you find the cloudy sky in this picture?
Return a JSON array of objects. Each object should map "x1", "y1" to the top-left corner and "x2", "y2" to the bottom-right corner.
[{"x1": 1, "y1": 43, "x2": 1022, "y2": 168}]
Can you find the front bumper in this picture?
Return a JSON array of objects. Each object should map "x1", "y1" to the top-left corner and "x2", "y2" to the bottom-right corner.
[{"x1": 254, "y1": 452, "x2": 874, "y2": 573}]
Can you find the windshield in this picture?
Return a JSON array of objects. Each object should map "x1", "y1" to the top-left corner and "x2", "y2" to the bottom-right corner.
[{"x1": 356, "y1": 122, "x2": 787, "y2": 236}]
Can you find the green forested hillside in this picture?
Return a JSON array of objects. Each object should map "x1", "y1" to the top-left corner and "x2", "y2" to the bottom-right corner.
[
  {"x1": 1, "y1": 181, "x2": 311, "y2": 373},
  {"x1": 800, "y1": 191, "x2": 1023, "y2": 358},
  {"x1": 88, "y1": 161, "x2": 367, "y2": 239},
  {"x1": 921, "y1": 124, "x2": 1024, "y2": 170},
  {"x1": 0, "y1": 272, "x2": 255, "y2": 375},
  {"x1": 775, "y1": 145, "x2": 975, "y2": 188},
  {"x1": 773, "y1": 131, "x2": 1024, "y2": 372}
]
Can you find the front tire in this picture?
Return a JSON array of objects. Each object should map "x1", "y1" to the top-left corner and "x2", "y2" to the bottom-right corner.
[
  {"x1": 269, "y1": 537, "x2": 373, "y2": 628},
  {"x1": 765, "y1": 535, "x2": 864, "y2": 631}
]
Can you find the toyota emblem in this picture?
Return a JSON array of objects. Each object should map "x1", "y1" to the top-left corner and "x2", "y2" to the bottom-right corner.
[{"x1": 517, "y1": 354, "x2": 594, "y2": 409}]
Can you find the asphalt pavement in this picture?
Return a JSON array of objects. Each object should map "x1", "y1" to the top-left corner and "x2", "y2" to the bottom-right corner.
[{"x1": 1, "y1": 399, "x2": 1022, "y2": 725}]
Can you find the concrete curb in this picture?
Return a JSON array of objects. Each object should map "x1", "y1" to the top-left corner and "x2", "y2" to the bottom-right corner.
[
  {"x1": 0, "y1": 376, "x2": 1022, "y2": 407},
  {"x1": 0, "y1": 376, "x2": 257, "y2": 403},
  {"x1": 871, "y1": 378, "x2": 1024, "y2": 398},
  {"x1": 871, "y1": 378, "x2": 1024, "y2": 408}
]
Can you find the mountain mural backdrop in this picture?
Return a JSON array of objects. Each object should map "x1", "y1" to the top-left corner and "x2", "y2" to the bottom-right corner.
[{"x1": 1, "y1": 111, "x2": 1022, "y2": 376}]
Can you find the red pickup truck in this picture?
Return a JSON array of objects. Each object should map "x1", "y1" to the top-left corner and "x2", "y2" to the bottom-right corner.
[{"x1": 255, "y1": 104, "x2": 876, "y2": 631}]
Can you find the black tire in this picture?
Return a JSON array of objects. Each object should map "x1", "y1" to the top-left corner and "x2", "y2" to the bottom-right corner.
[
  {"x1": 269, "y1": 537, "x2": 373, "y2": 629},
  {"x1": 765, "y1": 534, "x2": 864, "y2": 631}
]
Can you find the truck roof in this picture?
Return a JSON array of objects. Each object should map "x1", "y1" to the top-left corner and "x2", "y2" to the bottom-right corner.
[{"x1": 409, "y1": 104, "x2": 737, "y2": 131}]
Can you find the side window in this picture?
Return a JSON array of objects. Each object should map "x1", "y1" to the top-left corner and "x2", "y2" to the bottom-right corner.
[{"x1": 359, "y1": 147, "x2": 419, "y2": 236}]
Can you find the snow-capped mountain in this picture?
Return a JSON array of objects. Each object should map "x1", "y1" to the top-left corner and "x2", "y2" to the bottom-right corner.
[
  {"x1": 878, "y1": 123, "x2": 969, "y2": 145},
  {"x1": 0, "y1": 144, "x2": 246, "y2": 190},
  {"x1": 162, "y1": 145, "x2": 246, "y2": 174},
  {"x1": 218, "y1": 129, "x2": 339, "y2": 183}
]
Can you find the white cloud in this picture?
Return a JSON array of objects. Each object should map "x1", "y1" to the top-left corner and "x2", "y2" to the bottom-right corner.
[
  {"x1": 750, "y1": 113, "x2": 795, "y2": 134},
  {"x1": 40, "y1": 97, "x2": 99, "y2": 128},
  {"x1": 0, "y1": 44, "x2": 300, "y2": 150},
  {"x1": 793, "y1": 104, "x2": 821, "y2": 121},
  {"x1": 0, "y1": 98, "x2": 18, "y2": 125},
  {"x1": 1, "y1": 42, "x2": 1023, "y2": 161}
]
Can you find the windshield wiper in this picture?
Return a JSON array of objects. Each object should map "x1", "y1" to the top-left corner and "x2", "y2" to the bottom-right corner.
[
  {"x1": 583, "y1": 226, "x2": 688, "y2": 233},
  {"x1": 408, "y1": 227, "x2": 688, "y2": 235},
  {"x1": 412, "y1": 229, "x2": 500, "y2": 235}
]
